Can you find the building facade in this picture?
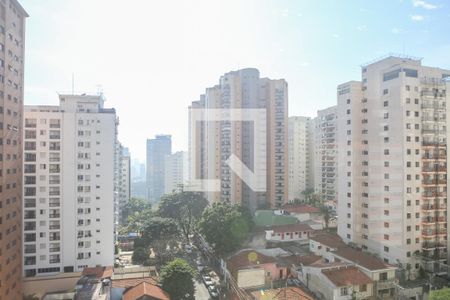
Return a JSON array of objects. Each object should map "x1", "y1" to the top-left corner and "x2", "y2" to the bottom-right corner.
[
  {"x1": 146, "y1": 135, "x2": 171, "y2": 202},
  {"x1": 118, "y1": 144, "x2": 130, "y2": 225},
  {"x1": 337, "y1": 55, "x2": 450, "y2": 276},
  {"x1": 288, "y1": 116, "x2": 313, "y2": 201},
  {"x1": 188, "y1": 68, "x2": 288, "y2": 210},
  {"x1": 23, "y1": 94, "x2": 118, "y2": 278},
  {"x1": 313, "y1": 106, "x2": 338, "y2": 202},
  {"x1": 0, "y1": 1, "x2": 28, "y2": 298},
  {"x1": 164, "y1": 150, "x2": 187, "y2": 194}
]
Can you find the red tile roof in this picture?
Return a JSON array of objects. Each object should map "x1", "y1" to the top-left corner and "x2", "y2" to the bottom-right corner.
[
  {"x1": 227, "y1": 250, "x2": 276, "y2": 275},
  {"x1": 310, "y1": 232, "x2": 346, "y2": 249},
  {"x1": 123, "y1": 282, "x2": 170, "y2": 300},
  {"x1": 251, "y1": 286, "x2": 315, "y2": 300},
  {"x1": 333, "y1": 247, "x2": 393, "y2": 271},
  {"x1": 268, "y1": 223, "x2": 314, "y2": 234},
  {"x1": 281, "y1": 205, "x2": 320, "y2": 214},
  {"x1": 322, "y1": 266, "x2": 373, "y2": 287},
  {"x1": 112, "y1": 277, "x2": 159, "y2": 288},
  {"x1": 81, "y1": 266, "x2": 113, "y2": 279}
]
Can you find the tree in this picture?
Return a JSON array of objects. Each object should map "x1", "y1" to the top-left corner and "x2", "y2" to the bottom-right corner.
[
  {"x1": 132, "y1": 247, "x2": 149, "y2": 265},
  {"x1": 430, "y1": 288, "x2": 450, "y2": 300},
  {"x1": 122, "y1": 197, "x2": 151, "y2": 225},
  {"x1": 141, "y1": 217, "x2": 179, "y2": 241},
  {"x1": 158, "y1": 191, "x2": 208, "y2": 242},
  {"x1": 320, "y1": 205, "x2": 331, "y2": 229},
  {"x1": 160, "y1": 259, "x2": 196, "y2": 299},
  {"x1": 126, "y1": 208, "x2": 154, "y2": 234},
  {"x1": 198, "y1": 202, "x2": 253, "y2": 256}
]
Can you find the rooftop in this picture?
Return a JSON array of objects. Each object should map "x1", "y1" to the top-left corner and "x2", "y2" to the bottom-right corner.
[
  {"x1": 309, "y1": 232, "x2": 346, "y2": 249},
  {"x1": 282, "y1": 255, "x2": 322, "y2": 266},
  {"x1": 251, "y1": 286, "x2": 314, "y2": 300},
  {"x1": 227, "y1": 249, "x2": 276, "y2": 275},
  {"x1": 322, "y1": 266, "x2": 373, "y2": 287},
  {"x1": 254, "y1": 210, "x2": 298, "y2": 227},
  {"x1": 333, "y1": 247, "x2": 394, "y2": 271},
  {"x1": 267, "y1": 223, "x2": 314, "y2": 234},
  {"x1": 281, "y1": 204, "x2": 321, "y2": 214},
  {"x1": 122, "y1": 282, "x2": 170, "y2": 300},
  {"x1": 82, "y1": 266, "x2": 113, "y2": 279}
]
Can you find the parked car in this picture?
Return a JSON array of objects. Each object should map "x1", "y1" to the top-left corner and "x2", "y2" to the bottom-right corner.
[
  {"x1": 208, "y1": 286, "x2": 219, "y2": 298},
  {"x1": 202, "y1": 275, "x2": 213, "y2": 286}
]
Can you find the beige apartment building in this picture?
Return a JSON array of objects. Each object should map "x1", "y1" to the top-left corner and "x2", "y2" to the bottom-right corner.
[
  {"x1": 313, "y1": 106, "x2": 338, "y2": 202},
  {"x1": 288, "y1": 116, "x2": 314, "y2": 201},
  {"x1": 188, "y1": 68, "x2": 288, "y2": 210},
  {"x1": 0, "y1": 1, "x2": 28, "y2": 299},
  {"x1": 337, "y1": 55, "x2": 450, "y2": 277}
]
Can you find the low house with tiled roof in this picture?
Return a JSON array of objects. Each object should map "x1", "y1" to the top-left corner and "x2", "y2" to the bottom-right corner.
[
  {"x1": 331, "y1": 247, "x2": 397, "y2": 299},
  {"x1": 265, "y1": 223, "x2": 314, "y2": 243},
  {"x1": 321, "y1": 266, "x2": 374, "y2": 299},
  {"x1": 278, "y1": 204, "x2": 322, "y2": 221},
  {"x1": 293, "y1": 262, "x2": 374, "y2": 300},
  {"x1": 222, "y1": 249, "x2": 289, "y2": 291},
  {"x1": 122, "y1": 281, "x2": 170, "y2": 300},
  {"x1": 251, "y1": 286, "x2": 315, "y2": 300},
  {"x1": 309, "y1": 232, "x2": 346, "y2": 259},
  {"x1": 309, "y1": 232, "x2": 398, "y2": 299}
]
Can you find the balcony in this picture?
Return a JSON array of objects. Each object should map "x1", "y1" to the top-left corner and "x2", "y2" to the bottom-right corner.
[
  {"x1": 423, "y1": 155, "x2": 446, "y2": 160},
  {"x1": 49, "y1": 259, "x2": 61, "y2": 264},
  {"x1": 49, "y1": 214, "x2": 60, "y2": 218},
  {"x1": 422, "y1": 192, "x2": 446, "y2": 198},
  {"x1": 422, "y1": 205, "x2": 446, "y2": 211},
  {"x1": 49, "y1": 236, "x2": 61, "y2": 241},
  {"x1": 376, "y1": 278, "x2": 396, "y2": 291},
  {"x1": 422, "y1": 179, "x2": 446, "y2": 185},
  {"x1": 49, "y1": 225, "x2": 60, "y2": 230},
  {"x1": 49, "y1": 247, "x2": 60, "y2": 252},
  {"x1": 24, "y1": 225, "x2": 36, "y2": 231}
]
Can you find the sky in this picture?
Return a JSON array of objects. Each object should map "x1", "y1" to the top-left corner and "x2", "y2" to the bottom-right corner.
[{"x1": 21, "y1": 0, "x2": 450, "y2": 161}]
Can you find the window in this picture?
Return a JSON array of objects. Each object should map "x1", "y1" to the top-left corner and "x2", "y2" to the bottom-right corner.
[
  {"x1": 340, "y1": 287, "x2": 348, "y2": 296},
  {"x1": 360, "y1": 284, "x2": 367, "y2": 292},
  {"x1": 380, "y1": 272, "x2": 388, "y2": 280}
]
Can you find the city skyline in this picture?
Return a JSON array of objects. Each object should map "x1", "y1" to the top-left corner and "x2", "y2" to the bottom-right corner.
[{"x1": 20, "y1": 0, "x2": 450, "y2": 160}]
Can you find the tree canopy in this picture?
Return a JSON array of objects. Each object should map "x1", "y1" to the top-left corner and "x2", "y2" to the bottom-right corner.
[
  {"x1": 198, "y1": 202, "x2": 253, "y2": 256},
  {"x1": 160, "y1": 258, "x2": 196, "y2": 300},
  {"x1": 430, "y1": 288, "x2": 450, "y2": 300},
  {"x1": 158, "y1": 191, "x2": 208, "y2": 242}
]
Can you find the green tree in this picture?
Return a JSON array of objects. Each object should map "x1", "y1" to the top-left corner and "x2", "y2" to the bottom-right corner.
[
  {"x1": 122, "y1": 197, "x2": 151, "y2": 225},
  {"x1": 198, "y1": 202, "x2": 253, "y2": 256},
  {"x1": 430, "y1": 288, "x2": 450, "y2": 300},
  {"x1": 126, "y1": 208, "x2": 154, "y2": 234},
  {"x1": 320, "y1": 205, "x2": 331, "y2": 229},
  {"x1": 141, "y1": 217, "x2": 179, "y2": 241},
  {"x1": 132, "y1": 247, "x2": 149, "y2": 265},
  {"x1": 160, "y1": 259, "x2": 196, "y2": 300},
  {"x1": 158, "y1": 191, "x2": 208, "y2": 242}
]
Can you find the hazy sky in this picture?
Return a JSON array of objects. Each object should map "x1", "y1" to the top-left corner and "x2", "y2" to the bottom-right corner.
[{"x1": 22, "y1": 0, "x2": 450, "y2": 161}]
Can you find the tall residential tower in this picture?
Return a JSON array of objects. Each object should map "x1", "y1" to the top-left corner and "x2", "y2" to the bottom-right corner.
[
  {"x1": 0, "y1": 1, "x2": 28, "y2": 298},
  {"x1": 188, "y1": 68, "x2": 288, "y2": 210},
  {"x1": 337, "y1": 55, "x2": 450, "y2": 276},
  {"x1": 23, "y1": 94, "x2": 118, "y2": 277},
  {"x1": 146, "y1": 135, "x2": 171, "y2": 202}
]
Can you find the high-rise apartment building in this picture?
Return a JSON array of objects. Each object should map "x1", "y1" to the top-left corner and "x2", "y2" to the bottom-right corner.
[
  {"x1": 118, "y1": 145, "x2": 130, "y2": 225},
  {"x1": 288, "y1": 116, "x2": 314, "y2": 201},
  {"x1": 22, "y1": 94, "x2": 118, "y2": 277},
  {"x1": 0, "y1": 1, "x2": 28, "y2": 298},
  {"x1": 146, "y1": 135, "x2": 171, "y2": 202},
  {"x1": 164, "y1": 151, "x2": 187, "y2": 194},
  {"x1": 337, "y1": 55, "x2": 450, "y2": 276},
  {"x1": 313, "y1": 106, "x2": 338, "y2": 201},
  {"x1": 188, "y1": 68, "x2": 288, "y2": 210}
]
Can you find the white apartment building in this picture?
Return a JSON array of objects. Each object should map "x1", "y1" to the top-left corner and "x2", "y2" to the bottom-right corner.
[
  {"x1": 164, "y1": 151, "x2": 187, "y2": 194},
  {"x1": 288, "y1": 116, "x2": 313, "y2": 201},
  {"x1": 118, "y1": 145, "x2": 130, "y2": 225},
  {"x1": 337, "y1": 55, "x2": 450, "y2": 276},
  {"x1": 188, "y1": 68, "x2": 288, "y2": 210},
  {"x1": 313, "y1": 106, "x2": 338, "y2": 202},
  {"x1": 23, "y1": 94, "x2": 118, "y2": 277}
]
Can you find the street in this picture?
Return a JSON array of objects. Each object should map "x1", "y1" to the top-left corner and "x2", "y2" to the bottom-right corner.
[{"x1": 195, "y1": 280, "x2": 211, "y2": 300}]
